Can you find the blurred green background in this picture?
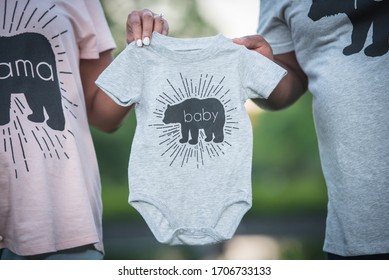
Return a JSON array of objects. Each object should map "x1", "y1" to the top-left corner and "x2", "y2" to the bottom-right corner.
[{"x1": 95, "y1": 0, "x2": 328, "y2": 260}]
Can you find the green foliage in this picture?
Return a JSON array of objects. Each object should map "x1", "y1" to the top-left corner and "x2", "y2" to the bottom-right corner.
[
  {"x1": 167, "y1": 0, "x2": 218, "y2": 38},
  {"x1": 92, "y1": 111, "x2": 136, "y2": 185},
  {"x1": 251, "y1": 93, "x2": 327, "y2": 215},
  {"x1": 91, "y1": 111, "x2": 137, "y2": 221}
]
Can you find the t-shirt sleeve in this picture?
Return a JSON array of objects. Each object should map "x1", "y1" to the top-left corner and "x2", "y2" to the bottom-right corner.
[
  {"x1": 83, "y1": 0, "x2": 116, "y2": 54},
  {"x1": 95, "y1": 45, "x2": 142, "y2": 107},
  {"x1": 239, "y1": 47, "x2": 287, "y2": 100},
  {"x1": 257, "y1": 0, "x2": 294, "y2": 55},
  {"x1": 74, "y1": 0, "x2": 116, "y2": 59}
]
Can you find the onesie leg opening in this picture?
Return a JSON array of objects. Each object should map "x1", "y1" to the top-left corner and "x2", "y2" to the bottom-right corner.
[
  {"x1": 213, "y1": 198, "x2": 251, "y2": 240},
  {"x1": 130, "y1": 196, "x2": 178, "y2": 244}
]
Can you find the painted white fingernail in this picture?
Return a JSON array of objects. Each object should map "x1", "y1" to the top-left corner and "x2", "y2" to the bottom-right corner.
[
  {"x1": 136, "y1": 39, "x2": 143, "y2": 47},
  {"x1": 143, "y1": 37, "x2": 150, "y2": 46}
]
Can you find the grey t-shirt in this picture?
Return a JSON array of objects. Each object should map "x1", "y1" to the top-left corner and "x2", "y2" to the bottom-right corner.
[
  {"x1": 96, "y1": 32, "x2": 286, "y2": 245},
  {"x1": 258, "y1": 0, "x2": 389, "y2": 256}
]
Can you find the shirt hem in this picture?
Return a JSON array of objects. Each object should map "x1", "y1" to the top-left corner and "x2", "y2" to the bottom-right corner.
[
  {"x1": 324, "y1": 240, "x2": 389, "y2": 256},
  {"x1": 2, "y1": 234, "x2": 102, "y2": 257}
]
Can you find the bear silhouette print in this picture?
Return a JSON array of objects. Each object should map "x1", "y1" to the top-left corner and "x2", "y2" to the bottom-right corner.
[
  {"x1": 308, "y1": 0, "x2": 389, "y2": 57},
  {"x1": 163, "y1": 98, "x2": 225, "y2": 145},
  {"x1": 0, "y1": 33, "x2": 65, "y2": 131}
]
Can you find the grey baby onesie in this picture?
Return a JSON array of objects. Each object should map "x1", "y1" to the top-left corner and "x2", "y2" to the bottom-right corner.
[{"x1": 96, "y1": 32, "x2": 286, "y2": 245}]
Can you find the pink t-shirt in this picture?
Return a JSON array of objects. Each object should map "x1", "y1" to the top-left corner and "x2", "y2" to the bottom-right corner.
[{"x1": 0, "y1": 0, "x2": 115, "y2": 256}]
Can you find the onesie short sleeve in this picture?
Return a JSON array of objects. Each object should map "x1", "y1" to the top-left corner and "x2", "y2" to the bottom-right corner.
[
  {"x1": 239, "y1": 47, "x2": 287, "y2": 100},
  {"x1": 95, "y1": 45, "x2": 143, "y2": 106},
  {"x1": 257, "y1": 0, "x2": 294, "y2": 55}
]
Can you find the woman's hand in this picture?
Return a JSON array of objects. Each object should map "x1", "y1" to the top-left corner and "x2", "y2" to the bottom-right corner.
[{"x1": 126, "y1": 9, "x2": 169, "y2": 47}]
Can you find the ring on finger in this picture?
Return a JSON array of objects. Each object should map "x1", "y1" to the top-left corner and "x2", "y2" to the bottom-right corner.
[{"x1": 153, "y1": 13, "x2": 163, "y2": 19}]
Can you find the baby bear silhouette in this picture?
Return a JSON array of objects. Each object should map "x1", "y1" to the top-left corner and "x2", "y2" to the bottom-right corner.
[
  {"x1": 308, "y1": 0, "x2": 389, "y2": 57},
  {"x1": 163, "y1": 98, "x2": 225, "y2": 145},
  {"x1": 0, "y1": 33, "x2": 65, "y2": 131}
]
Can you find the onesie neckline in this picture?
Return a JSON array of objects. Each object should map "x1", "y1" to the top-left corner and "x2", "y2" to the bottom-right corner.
[{"x1": 149, "y1": 31, "x2": 229, "y2": 62}]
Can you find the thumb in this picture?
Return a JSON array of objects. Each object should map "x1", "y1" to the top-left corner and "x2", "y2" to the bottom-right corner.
[
  {"x1": 232, "y1": 36, "x2": 255, "y2": 48},
  {"x1": 233, "y1": 35, "x2": 274, "y2": 60}
]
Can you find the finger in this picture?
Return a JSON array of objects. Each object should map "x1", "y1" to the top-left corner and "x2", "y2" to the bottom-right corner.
[
  {"x1": 258, "y1": 44, "x2": 274, "y2": 60},
  {"x1": 141, "y1": 9, "x2": 154, "y2": 46},
  {"x1": 233, "y1": 35, "x2": 273, "y2": 59},
  {"x1": 161, "y1": 18, "x2": 169, "y2": 35},
  {"x1": 232, "y1": 37, "x2": 245, "y2": 45},
  {"x1": 233, "y1": 35, "x2": 265, "y2": 49},
  {"x1": 152, "y1": 15, "x2": 164, "y2": 34},
  {"x1": 127, "y1": 11, "x2": 142, "y2": 46}
]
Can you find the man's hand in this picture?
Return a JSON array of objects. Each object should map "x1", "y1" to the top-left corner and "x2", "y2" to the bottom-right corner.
[
  {"x1": 127, "y1": 9, "x2": 169, "y2": 46},
  {"x1": 233, "y1": 35, "x2": 308, "y2": 111},
  {"x1": 233, "y1": 35, "x2": 274, "y2": 60}
]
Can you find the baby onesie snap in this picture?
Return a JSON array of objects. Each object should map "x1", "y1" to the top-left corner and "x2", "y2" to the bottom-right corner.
[{"x1": 96, "y1": 32, "x2": 286, "y2": 245}]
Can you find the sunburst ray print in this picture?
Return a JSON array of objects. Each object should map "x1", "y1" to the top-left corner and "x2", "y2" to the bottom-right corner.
[
  {"x1": 1, "y1": 0, "x2": 77, "y2": 178},
  {"x1": 149, "y1": 72, "x2": 239, "y2": 168}
]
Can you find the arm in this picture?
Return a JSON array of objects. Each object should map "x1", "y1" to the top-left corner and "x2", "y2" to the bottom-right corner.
[
  {"x1": 234, "y1": 35, "x2": 308, "y2": 110},
  {"x1": 81, "y1": 50, "x2": 131, "y2": 132}
]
